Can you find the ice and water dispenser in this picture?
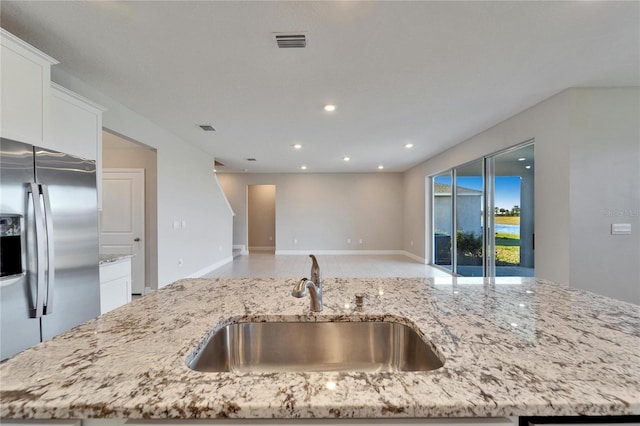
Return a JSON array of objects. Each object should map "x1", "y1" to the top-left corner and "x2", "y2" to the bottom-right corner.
[{"x1": 0, "y1": 214, "x2": 23, "y2": 279}]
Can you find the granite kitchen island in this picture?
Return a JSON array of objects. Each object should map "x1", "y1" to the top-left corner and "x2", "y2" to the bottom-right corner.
[{"x1": 0, "y1": 276, "x2": 639, "y2": 420}]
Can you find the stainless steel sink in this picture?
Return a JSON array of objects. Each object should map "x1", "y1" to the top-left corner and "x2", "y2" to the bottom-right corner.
[{"x1": 187, "y1": 321, "x2": 444, "y2": 373}]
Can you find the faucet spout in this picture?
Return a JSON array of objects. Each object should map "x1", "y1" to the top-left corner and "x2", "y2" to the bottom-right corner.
[{"x1": 309, "y1": 254, "x2": 322, "y2": 288}]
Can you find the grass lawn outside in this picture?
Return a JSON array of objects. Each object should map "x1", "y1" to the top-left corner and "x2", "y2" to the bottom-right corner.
[
  {"x1": 494, "y1": 215, "x2": 520, "y2": 225},
  {"x1": 495, "y1": 230, "x2": 520, "y2": 265},
  {"x1": 494, "y1": 216, "x2": 521, "y2": 265}
]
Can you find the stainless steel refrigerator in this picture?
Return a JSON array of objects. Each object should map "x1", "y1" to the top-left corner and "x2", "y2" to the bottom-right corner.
[{"x1": 0, "y1": 137, "x2": 100, "y2": 361}]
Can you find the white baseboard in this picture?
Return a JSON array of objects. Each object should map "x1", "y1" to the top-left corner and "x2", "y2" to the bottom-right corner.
[
  {"x1": 275, "y1": 249, "x2": 400, "y2": 256},
  {"x1": 273, "y1": 249, "x2": 427, "y2": 264},
  {"x1": 401, "y1": 250, "x2": 426, "y2": 264},
  {"x1": 248, "y1": 246, "x2": 275, "y2": 251},
  {"x1": 187, "y1": 256, "x2": 234, "y2": 278}
]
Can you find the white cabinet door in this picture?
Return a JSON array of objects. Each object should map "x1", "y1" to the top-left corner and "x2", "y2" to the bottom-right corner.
[
  {"x1": 100, "y1": 259, "x2": 132, "y2": 314},
  {"x1": 0, "y1": 28, "x2": 58, "y2": 145},
  {"x1": 50, "y1": 83, "x2": 106, "y2": 209}
]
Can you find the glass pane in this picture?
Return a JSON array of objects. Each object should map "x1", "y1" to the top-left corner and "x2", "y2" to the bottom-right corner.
[
  {"x1": 492, "y1": 144, "x2": 534, "y2": 277},
  {"x1": 433, "y1": 173, "x2": 452, "y2": 271},
  {"x1": 455, "y1": 160, "x2": 484, "y2": 277}
]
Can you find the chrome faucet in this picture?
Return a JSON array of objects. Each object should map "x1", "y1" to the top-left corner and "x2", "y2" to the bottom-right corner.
[{"x1": 291, "y1": 255, "x2": 323, "y2": 312}]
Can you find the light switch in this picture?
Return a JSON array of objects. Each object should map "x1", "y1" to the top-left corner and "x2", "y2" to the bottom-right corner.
[
  {"x1": 611, "y1": 223, "x2": 631, "y2": 235},
  {"x1": 181, "y1": 220, "x2": 187, "y2": 229},
  {"x1": 173, "y1": 220, "x2": 180, "y2": 229}
]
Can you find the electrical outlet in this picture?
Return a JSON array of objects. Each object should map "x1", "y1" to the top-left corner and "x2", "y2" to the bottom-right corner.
[
  {"x1": 178, "y1": 258, "x2": 183, "y2": 267},
  {"x1": 359, "y1": 239, "x2": 363, "y2": 244},
  {"x1": 294, "y1": 238, "x2": 298, "y2": 245},
  {"x1": 347, "y1": 238, "x2": 351, "y2": 244},
  {"x1": 612, "y1": 223, "x2": 631, "y2": 235}
]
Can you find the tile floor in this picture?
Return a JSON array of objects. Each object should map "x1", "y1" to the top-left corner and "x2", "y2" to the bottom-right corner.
[{"x1": 203, "y1": 251, "x2": 452, "y2": 279}]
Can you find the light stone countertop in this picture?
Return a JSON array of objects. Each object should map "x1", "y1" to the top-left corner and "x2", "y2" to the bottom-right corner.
[
  {"x1": 99, "y1": 253, "x2": 134, "y2": 265},
  {"x1": 0, "y1": 277, "x2": 639, "y2": 419}
]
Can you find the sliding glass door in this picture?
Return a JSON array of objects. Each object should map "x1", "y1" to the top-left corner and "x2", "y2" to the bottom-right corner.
[
  {"x1": 431, "y1": 142, "x2": 534, "y2": 277},
  {"x1": 433, "y1": 173, "x2": 453, "y2": 271},
  {"x1": 490, "y1": 144, "x2": 535, "y2": 277}
]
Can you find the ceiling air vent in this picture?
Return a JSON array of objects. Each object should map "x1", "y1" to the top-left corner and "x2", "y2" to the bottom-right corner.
[
  {"x1": 275, "y1": 34, "x2": 306, "y2": 48},
  {"x1": 246, "y1": 158, "x2": 257, "y2": 162},
  {"x1": 199, "y1": 125, "x2": 216, "y2": 132}
]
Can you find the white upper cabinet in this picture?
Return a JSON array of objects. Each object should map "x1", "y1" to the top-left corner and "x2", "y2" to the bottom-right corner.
[
  {"x1": 0, "y1": 28, "x2": 58, "y2": 145},
  {"x1": 50, "y1": 83, "x2": 106, "y2": 209},
  {"x1": 50, "y1": 82, "x2": 105, "y2": 161}
]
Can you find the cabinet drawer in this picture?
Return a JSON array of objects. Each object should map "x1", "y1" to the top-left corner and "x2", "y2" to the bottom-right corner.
[
  {"x1": 100, "y1": 259, "x2": 131, "y2": 283},
  {"x1": 100, "y1": 276, "x2": 131, "y2": 314}
]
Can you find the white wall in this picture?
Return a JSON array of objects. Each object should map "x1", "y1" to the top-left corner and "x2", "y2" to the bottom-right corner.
[
  {"x1": 52, "y1": 68, "x2": 234, "y2": 287},
  {"x1": 404, "y1": 88, "x2": 639, "y2": 304},
  {"x1": 568, "y1": 89, "x2": 640, "y2": 303},
  {"x1": 218, "y1": 173, "x2": 404, "y2": 253}
]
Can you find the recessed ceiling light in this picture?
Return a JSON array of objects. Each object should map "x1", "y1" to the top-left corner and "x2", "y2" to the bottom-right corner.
[
  {"x1": 293, "y1": 143, "x2": 302, "y2": 149},
  {"x1": 405, "y1": 143, "x2": 414, "y2": 149},
  {"x1": 525, "y1": 165, "x2": 532, "y2": 169},
  {"x1": 324, "y1": 104, "x2": 336, "y2": 112},
  {"x1": 343, "y1": 156, "x2": 350, "y2": 162},
  {"x1": 300, "y1": 165, "x2": 307, "y2": 170},
  {"x1": 518, "y1": 157, "x2": 526, "y2": 161},
  {"x1": 378, "y1": 165, "x2": 384, "y2": 170}
]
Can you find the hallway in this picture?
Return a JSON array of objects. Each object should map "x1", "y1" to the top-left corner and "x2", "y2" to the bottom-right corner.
[{"x1": 204, "y1": 252, "x2": 452, "y2": 279}]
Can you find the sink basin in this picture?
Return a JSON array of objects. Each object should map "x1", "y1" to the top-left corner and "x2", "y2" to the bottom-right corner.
[{"x1": 187, "y1": 321, "x2": 444, "y2": 373}]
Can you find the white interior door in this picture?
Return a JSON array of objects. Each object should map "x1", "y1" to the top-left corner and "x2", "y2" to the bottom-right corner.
[{"x1": 100, "y1": 168, "x2": 145, "y2": 294}]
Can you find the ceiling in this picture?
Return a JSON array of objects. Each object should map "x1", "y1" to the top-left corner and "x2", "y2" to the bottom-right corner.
[{"x1": 1, "y1": 1, "x2": 638, "y2": 173}]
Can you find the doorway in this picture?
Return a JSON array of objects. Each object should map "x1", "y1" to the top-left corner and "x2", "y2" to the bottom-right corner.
[
  {"x1": 101, "y1": 130, "x2": 158, "y2": 293},
  {"x1": 101, "y1": 168, "x2": 145, "y2": 294},
  {"x1": 247, "y1": 185, "x2": 276, "y2": 253}
]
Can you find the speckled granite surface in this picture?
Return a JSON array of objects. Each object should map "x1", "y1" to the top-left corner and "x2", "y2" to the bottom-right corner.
[
  {"x1": 99, "y1": 253, "x2": 134, "y2": 265},
  {"x1": 0, "y1": 277, "x2": 638, "y2": 419}
]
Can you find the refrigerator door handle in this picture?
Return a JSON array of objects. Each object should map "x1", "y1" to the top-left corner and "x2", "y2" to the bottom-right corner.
[
  {"x1": 41, "y1": 184, "x2": 55, "y2": 315},
  {"x1": 28, "y1": 183, "x2": 46, "y2": 318}
]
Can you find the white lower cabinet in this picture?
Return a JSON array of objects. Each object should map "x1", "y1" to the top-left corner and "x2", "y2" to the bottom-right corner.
[
  {"x1": 99, "y1": 259, "x2": 132, "y2": 314},
  {"x1": 120, "y1": 418, "x2": 515, "y2": 425}
]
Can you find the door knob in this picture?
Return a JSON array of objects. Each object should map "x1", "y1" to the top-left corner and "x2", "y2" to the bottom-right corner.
[{"x1": 134, "y1": 238, "x2": 141, "y2": 242}]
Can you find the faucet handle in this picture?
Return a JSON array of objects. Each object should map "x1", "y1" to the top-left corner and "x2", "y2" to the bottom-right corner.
[{"x1": 292, "y1": 278, "x2": 309, "y2": 297}]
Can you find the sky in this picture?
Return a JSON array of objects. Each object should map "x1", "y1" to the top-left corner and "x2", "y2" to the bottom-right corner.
[
  {"x1": 437, "y1": 175, "x2": 521, "y2": 211},
  {"x1": 495, "y1": 176, "x2": 521, "y2": 210}
]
